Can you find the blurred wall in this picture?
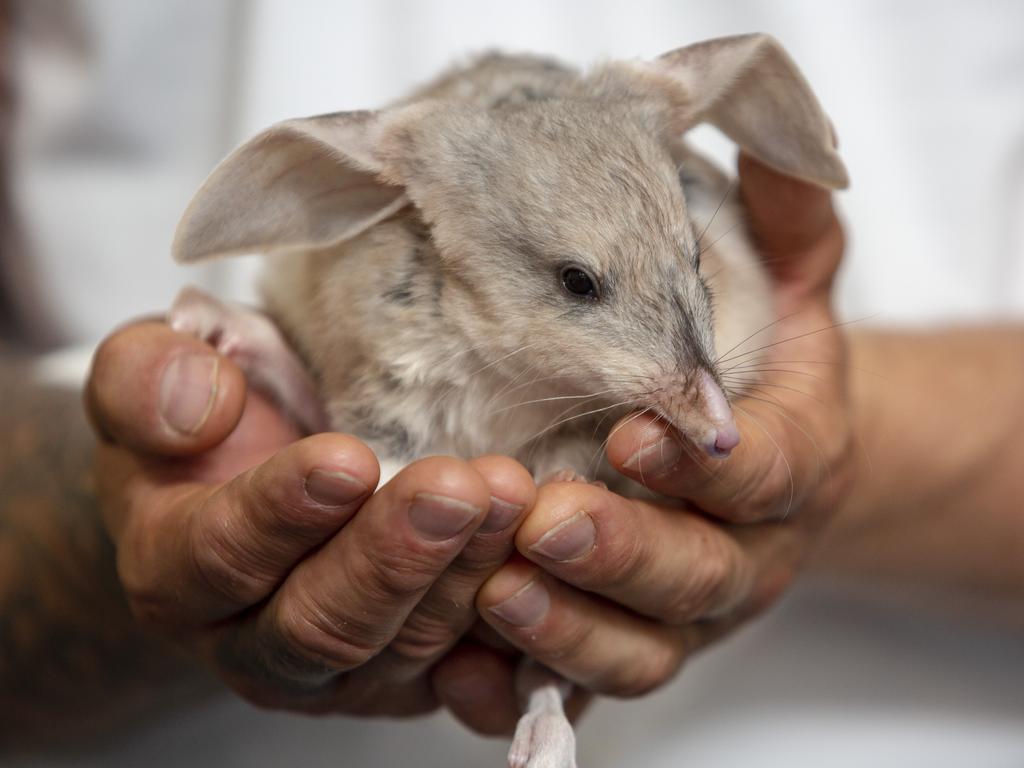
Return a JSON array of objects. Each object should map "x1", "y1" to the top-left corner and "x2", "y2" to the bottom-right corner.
[{"x1": 8, "y1": 0, "x2": 1024, "y2": 344}]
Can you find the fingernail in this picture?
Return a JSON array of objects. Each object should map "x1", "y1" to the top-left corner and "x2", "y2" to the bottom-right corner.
[
  {"x1": 488, "y1": 578, "x2": 550, "y2": 627},
  {"x1": 408, "y1": 493, "x2": 481, "y2": 541},
  {"x1": 529, "y1": 511, "x2": 596, "y2": 562},
  {"x1": 304, "y1": 470, "x2": 369, "y2": 507},
  {"x1": 159, "y1": 354, "x2": 218, "y2": 435},
  {"x1": 478, "y1": 496, "x2": 524, "y2": 534},
  {"x1": 623, "y1": 432, "x2": 684, "y2": 476}
]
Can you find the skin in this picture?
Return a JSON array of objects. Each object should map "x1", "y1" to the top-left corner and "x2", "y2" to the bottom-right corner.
[
  {"x1": 814, "y1": 327, "x2": 1024, "y2": 601},
  {"x1": 3, "y1": 158, "x2": 1024, "y2": 750}
]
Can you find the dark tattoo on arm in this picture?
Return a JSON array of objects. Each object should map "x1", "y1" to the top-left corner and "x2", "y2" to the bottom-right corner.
[{"x1": 0, "y1": 350, "x2": 209, "y2": 752}]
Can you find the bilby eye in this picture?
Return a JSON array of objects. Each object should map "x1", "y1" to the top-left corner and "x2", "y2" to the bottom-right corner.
[{"x1": 560, "y1": 265, "x2": 600, "y2": 300}]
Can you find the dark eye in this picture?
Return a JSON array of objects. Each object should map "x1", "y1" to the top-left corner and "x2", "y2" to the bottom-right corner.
[{"x1": 560, "y1": 265, "x2": 599, "y2": 299}]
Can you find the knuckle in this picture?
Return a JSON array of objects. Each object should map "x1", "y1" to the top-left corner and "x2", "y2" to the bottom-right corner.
[
  {"x1": 734, "y1": 448, "x2": 794, "y2": 522},
  {"x1": 189, "y1": 515, "x2": 274, "y2": 606},
  {"x1": 666, "y1": 535, "x2": 733, "y2": 622},
  {"x1": 534, "y1": 613, "x2": 593, "y2": 664},
  {"x1": 560, "y1": 515, "x2": 647, "y2": 595},
  {"x1": 611, "y1": 642, "x2": 682, "y2": 697},
  {"x1": 447, "y1": 545, "x2": 501, "y2": 576},
  {"x1": 597, "y1": 527, "x2": 647, "y2": 587},
  {"x1": 114, "y1": 524, "x2": 178, "y2": 628},
  {"x1": 117, "y1": 558, "x2": 168, "y2": 628},
  {"x1": 248, "y1": 492, "x2": 323, "y2": 543},
  {"x1": 387, "y1": 621, "x2": 458, "y2": 663},
  {"x1": 358, "y1": 546, "x2": 439, "y2": 603},
  {"x1": 274, "y1": 592, "x2": 382, "y2": 672},
  {"x1": 246, "y1": 457, "x2": 361, "y2": 542}
]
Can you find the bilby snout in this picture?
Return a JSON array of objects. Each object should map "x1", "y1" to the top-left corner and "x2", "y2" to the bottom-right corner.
[
  {"x1": 696, "y1": 369, "x2": 739, "y2": 458},
  {"x1": 647, "y1": 367, "x2": 739, "y2": 460}
]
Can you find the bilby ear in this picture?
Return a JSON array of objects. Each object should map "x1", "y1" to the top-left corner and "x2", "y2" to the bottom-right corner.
[
  {"x1": 173, "y1": 110, "x2": 409, "y2": 262},
  {"x1": 650, "y1": 33, "x2": 849, "y2": 189}
]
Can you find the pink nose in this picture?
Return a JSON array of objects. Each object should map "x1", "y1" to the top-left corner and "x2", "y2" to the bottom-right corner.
[
  {"x1": 697, "y1": 370, "x2": 739, "y2": 459},
  {"x1": 704, "y1": 420, "x2": 740, "y2": 458}
]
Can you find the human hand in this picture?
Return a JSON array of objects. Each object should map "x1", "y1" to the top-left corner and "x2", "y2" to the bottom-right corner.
[
  {"x1": 434, "y1": 154, "x2": 854, "y2": 727},
  {"x1": 86, "y1": 321, "x2": 536, "y2": 716}
]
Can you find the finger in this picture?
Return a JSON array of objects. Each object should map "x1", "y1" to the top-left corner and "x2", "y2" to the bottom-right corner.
[
  {"x1": 514, "y1": 482, "x2": 755, "y2": 623},
  {"x1": 432, "y1": 643, "x2": 522, "y2": 736},
  {"x1": 97, "y1": 387, "x2": 304, "y2": 541},
  {"x1": 606, "y1": 408, "x2": 821, "y2": 522},
  {"x1": 87, "y1": 321, "x2": 247, "y2": 456},
  {"x1": 114, "y1": 432, "x2": 379, "y2": 627},
  {"x1": 169, "y1": 387, "x2": 305, "y2": 483},
  {"x1": 370, "y1": 455, "x2": 535, "y2": 682},
  {"x1": 487, "y1": 499, "x2": 813, "y2": 697},
  {"x1": 738, "y1": 151, "x2": 842, "y2": 296},
  {"x1": 478, "y1": 557, "x2": 688, "y2": 697},
  {"x1": 225, "y1": 456, "x2": 491, "y2": 686}
]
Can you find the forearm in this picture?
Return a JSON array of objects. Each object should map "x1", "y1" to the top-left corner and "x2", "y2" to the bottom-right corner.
[
  {"x1": 0, "y1": 350, "x2": 206, "y2": 750},
  {"x1": 812, "y1": 327, "x2": 1024, "y2": 597}
]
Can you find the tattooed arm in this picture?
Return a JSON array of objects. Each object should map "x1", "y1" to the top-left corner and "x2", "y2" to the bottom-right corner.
[{"x1": 0, "y1": 346, "x2": 204, "y2": 750}]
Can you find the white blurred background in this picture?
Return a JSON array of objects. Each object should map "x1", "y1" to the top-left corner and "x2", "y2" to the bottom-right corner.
[
  {"x1": 10, "y1": 0, "x2": 1024, "y2": 346},
  {"x1": 6, "y1": 2, "x2": 1024, "y2": 766}
]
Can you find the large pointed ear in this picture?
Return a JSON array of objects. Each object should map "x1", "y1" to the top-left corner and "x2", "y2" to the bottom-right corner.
[
  {"x1": 173, "y1": 111, "x2": 409, "y2": 262},
  {"x1": 650, "y1": 33, "x2": 849, "y2": 189}
]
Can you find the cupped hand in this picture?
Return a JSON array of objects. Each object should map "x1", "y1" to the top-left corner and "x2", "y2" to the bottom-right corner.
[
  {"x1": 86, "y1": 321, "x2": 536, "y2": 716},
  {"x1": 438, "y1": 154, "x2": 854, "y2": 729}
]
